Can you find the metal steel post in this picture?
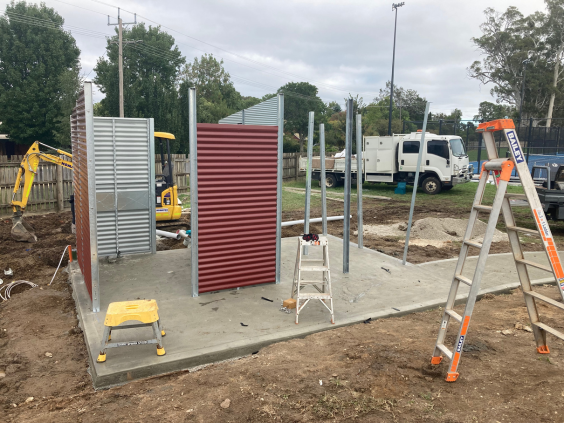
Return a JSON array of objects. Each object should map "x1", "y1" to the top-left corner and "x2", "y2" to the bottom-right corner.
[
  {"x1": 118, "y1": 16, "x2": 123, "y2": 118},
  {"x1": 320, "y1": 124, "x2": 327, "y2": 236},
  {"x1": 343, "y1": 99, "x2": 353, "y2": 273},
  {"x1": 476, "y1": 129, "x2": 483, "y2": 171},
  {"x1": 84, "y1": 82, "x2": 100, "y2": 312},
  {"x1": 402, "y1": 101, "x2": 431, "y2": 265},
  {"x1": 439, "y1": 119, "x2": 442, "y2": 135},
  {"x1": 188, "y1": 87, "x2": 199, "y2": 297},
  {"x1": 356, "y1": 113, "x2": 363, "y2": 249},
  {"x1": 275, "y1": 94, "x2": 284, "y2": 284},
  {"x1": 303, "y1": 111, "x2": 314, "y2": 255}
]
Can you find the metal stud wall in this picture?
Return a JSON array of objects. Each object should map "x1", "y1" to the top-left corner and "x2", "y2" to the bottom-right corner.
[{"x1": 196, "y1": 124, "x2": 279, "y2": 293}]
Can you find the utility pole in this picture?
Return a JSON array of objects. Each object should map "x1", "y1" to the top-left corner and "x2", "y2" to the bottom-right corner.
[
  {"x1": 108, "y1": 8, "x2": 138, "y2": 118},
  {"x1": 388, "y1": 2, "x2": 405, "y2": 136}
]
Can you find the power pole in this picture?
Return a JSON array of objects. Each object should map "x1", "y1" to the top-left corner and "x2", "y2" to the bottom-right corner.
[
  {"x1": 108, "y1": 8, "x2": 137, "y2": 118},
  {"x1": 388, "y1": 2, "x2": 405, "y2": 136}
]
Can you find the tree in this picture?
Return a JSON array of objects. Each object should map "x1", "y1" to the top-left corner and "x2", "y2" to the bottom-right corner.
[
  {"x1": 0, "y1": 2, "x2": 81, "y2": 147},
  {"x1": 277, "y1": 82, "x2": 325, "y2": 154},
  {"x1": 473, "y1": 101, "x2": 516, "y2": 121},
  {"x1": 469, "y1": 7, "x2": 552, "y2": 121},
  {"x1": 94, "y1": 23, "x2": 185, "y2": 151},
  {"x1": 375, "y1": 81, "x2": 427, "y2": 121},
  {"x1": 544, "y1": 0, "x2": 564, "y2": 126}
]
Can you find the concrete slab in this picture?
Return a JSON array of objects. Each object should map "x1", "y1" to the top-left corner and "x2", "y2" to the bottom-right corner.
[{"x1": 70, "y1": 235, "x2": 559, "y2": 389}]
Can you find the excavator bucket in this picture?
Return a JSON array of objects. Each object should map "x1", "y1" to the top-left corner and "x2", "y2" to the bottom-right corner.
[{"x1": 11, "y1": 213, "x2": 37, "y2": 243}]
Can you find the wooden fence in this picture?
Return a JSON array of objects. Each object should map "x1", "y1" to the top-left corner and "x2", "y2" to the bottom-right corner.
[{"x1": 1, "y1": 151, "x2": 302, "y2": 216}]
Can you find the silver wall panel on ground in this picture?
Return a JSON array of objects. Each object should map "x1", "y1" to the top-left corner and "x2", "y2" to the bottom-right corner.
[
  {"x1": 93, "y1": 117, "x2": 155, "y2": 257},
  {"x1": 219, "y1": 96, "x2": 278, "y2": 126}
]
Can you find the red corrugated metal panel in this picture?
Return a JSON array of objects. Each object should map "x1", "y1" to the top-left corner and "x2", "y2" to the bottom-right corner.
[
  {"x1": 197, "y1": 123, "x2": 278, "y2": 293},
  {"x1": 71, "y1": 90, "x2": 92, "y2": 298}
]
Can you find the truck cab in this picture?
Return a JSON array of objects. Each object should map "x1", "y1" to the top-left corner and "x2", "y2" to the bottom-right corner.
[{"x1": 364, "y1": 132, "x2": 473, "y2": 194}]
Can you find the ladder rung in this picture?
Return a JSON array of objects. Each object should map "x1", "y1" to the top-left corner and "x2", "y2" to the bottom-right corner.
[
  {"x1": 437, "y1": 344, "x2": 453, "y2": 360},
  {"x1": 455, "y1": 274, "x2": 472, "y2": 286},
  {"x1": 298, "y1": 292, "x2": 332, "y2": 299},
  {"x1": 524, "y1": 291, "x2": 564, "y2": 311},
  {"x1": 302, "y1": 259, "x2": 323, "y2": 262},
  {"x1": 300, "y1": 266, "x2": 329, "y2": 271},
  {"x1": 505, "y1": 193, "x2": 527, "y2": 200},
  {"x1": 473, "y1": 205, "x2": 492, "y2": 212},
  {"x1": 515, "y1": 259, "x2": 552, "y2": 273},
  {"x1": 299, "y1": 280, "x2": 328, "y2": 285},
  {"x1": 445, "y1": 309, "x2": 462, "y2": 323},
  {"x1": 533, "y1": 322, "x2": 564, "y2": 341},
  {"x1": 506, "y1": 226, "x2": 540, "y2": 236},
  {"x1": 464, "y1": 240, "x2": 483, "y2": 249}
]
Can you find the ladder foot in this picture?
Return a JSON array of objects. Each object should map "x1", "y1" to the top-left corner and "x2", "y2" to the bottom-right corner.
[
  {"x1": 537, "y1": 345, "x2": 550, "y2": 354},
  {"x1": 431, "y1": 356, "x2": 443, "y2": 365},
  {"x1": 97, "y1": 353, "x2": 106, "y2": 363},
  {"x1": 445, "y1": 372, "x2": 459, "y2": 382},
  {"x1": 157, "y1": 347, "x2": 166, "y2": 356},
  {"x1": 161, "y1": 330, "x2": 166, "y2": 337}
]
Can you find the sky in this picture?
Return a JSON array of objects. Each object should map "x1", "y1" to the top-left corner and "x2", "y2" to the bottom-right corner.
[{"x1": 4, "y1": 0, "x2": 546, "y2": 120}]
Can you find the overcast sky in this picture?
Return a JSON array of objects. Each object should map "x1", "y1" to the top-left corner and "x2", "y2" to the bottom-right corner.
[{"x1": 20, "y1": 0, "x2": 546, "y2": 120}]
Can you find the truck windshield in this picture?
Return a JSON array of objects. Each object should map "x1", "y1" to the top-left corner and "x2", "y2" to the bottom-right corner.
[{"x1": 449, "y1": 138, "x2": 466, "y2": 157}]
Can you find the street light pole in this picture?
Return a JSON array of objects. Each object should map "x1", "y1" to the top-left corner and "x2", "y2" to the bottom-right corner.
[
  {"x1": 518, "y1": 59, "x2": 531, "y2": 125},
  {"x1": 388, "y1": 2, "x2": 405, "y2": 136}
]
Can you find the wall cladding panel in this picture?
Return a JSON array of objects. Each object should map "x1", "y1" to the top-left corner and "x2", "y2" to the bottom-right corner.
[{"x1": 196, "y1": 124, "x2": 278, "y2": 293}]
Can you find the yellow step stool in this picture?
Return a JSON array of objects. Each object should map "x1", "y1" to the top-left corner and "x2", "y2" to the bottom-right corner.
[{"x1": 97, "y1": 299, "x2": 166, "y2": 363}]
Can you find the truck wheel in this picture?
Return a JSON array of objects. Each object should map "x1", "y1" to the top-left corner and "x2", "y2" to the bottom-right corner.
[
  {"x1": 422, "y1": 177, "x2": 442, "y2": 195},
  {"x1": 325, "y1": 174, "x2": 338, "y2": 189}
]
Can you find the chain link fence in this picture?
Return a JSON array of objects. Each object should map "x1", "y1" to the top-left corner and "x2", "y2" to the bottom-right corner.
[{"x1": 402, "y1": 118, "x2": 564, "y2": 173}]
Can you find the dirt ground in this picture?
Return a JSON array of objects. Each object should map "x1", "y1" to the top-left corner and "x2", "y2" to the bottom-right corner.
[
  {"x1": 281, "y1": 197, "x2": 560, "y2": 264},
  {"x1": 1, "y1": 200, "x2": 564, "y2": 422}
]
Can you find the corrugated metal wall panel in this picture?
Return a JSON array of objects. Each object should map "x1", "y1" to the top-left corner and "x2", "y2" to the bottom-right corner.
[
  {"x1": 71, "y1": 89, "x2": 92, "y2": 298},
  {"x1": 197, "y1": 123, "x2": 278, "y2": 293},
  {"x1": 93, "y1": 117, "x2": 155, "y2": 257},
  {"x1": 219, "y1": 97, "x2": 278, "y2": 126}
]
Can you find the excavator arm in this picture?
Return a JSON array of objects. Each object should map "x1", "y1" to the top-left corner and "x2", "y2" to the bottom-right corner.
[{"x1": 11, "y1": 141, "x2": 73, "y2": 242}]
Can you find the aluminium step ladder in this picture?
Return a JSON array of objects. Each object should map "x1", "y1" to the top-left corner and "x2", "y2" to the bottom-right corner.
[
  {"x1": 431, "y1": 119, "x2": 564, "y2": 382},
  {"x1": 291, "y1": 235, "x2": 335, "y2": 325}
]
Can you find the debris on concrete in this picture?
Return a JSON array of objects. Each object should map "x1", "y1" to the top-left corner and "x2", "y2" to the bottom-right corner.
[
  {"x1": 240, "y1": 323, "x2": 248, "y2": 327},
  {"x1": 261, "y1": 297, "x2": 273, "y2": 302},
  {"x1": 220, "y1": 399, "x2": 231, "y2": 409}
]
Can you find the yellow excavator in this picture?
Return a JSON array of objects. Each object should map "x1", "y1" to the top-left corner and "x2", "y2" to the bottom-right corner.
[
  {"x1": 154, "y1": 132, "x2": 182, "y2": 222},
  {"x1": 11, "y1": 134, "x2": 182, "y2": 242},
  {"x1": 11, "y1": 141, "x2": 73, "y2": 242}
]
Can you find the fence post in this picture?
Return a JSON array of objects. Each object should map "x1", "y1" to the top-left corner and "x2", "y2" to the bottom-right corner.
[
  {"x1": 56, "y1": 163, "x2": 64, "y2": 212},
  {"x1": 295, "y1": 152, "x2": 300, "y2": 180}
]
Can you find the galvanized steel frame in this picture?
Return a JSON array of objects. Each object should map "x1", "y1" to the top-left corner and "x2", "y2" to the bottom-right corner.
[
  {"x1": 343, "y1": 100, "x2": 353, "y2": 273},
  {"x1": 189, "y1": 88, "x2": 199, "y2": 297},
  {"x1": 320, "y1": 124, "x2": 327, "y2": 236},
  {"x1": 148, "y1": 119, "x2": 156, "y2": 254},
  {"x1": 275, "y1": 93, "x2": 284, "y2": 284},
  {"x1": 84, "y1": 82, "x2": 101, "y2": 312},
  {"x1": 356, "y1": 114, "x2": 363, "y2": 249},
  {"x1": 303, "y1": 111, "x2": 314, "y2": 255}
]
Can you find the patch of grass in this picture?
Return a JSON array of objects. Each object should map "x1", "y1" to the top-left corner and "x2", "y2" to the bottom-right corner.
[{"x1": 313, "y1": 393, "x2": 396, "y2": 419}]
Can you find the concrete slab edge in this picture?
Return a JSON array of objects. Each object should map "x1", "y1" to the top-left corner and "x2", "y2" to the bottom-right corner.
[{"x1": 72, "y1": 268, "x2": 556, "y2": 389}]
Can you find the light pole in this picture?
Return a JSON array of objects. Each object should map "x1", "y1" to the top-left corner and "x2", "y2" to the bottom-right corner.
[
  {"x1": 388, "y1": 2, "x2": 405, "y2": 136},
  {"x1": 518, "y1": 59, "x2": 531, "y2": 125}
]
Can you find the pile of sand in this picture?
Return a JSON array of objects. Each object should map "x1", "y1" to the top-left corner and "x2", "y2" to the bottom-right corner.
[{"x1": 357, "y1": 217, "x2": 508, "y2": 248}]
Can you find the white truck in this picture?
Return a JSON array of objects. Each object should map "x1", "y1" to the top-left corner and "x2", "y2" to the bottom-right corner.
[{"x1": 300, "y1": 131, "x2": 473, "y2": 194}]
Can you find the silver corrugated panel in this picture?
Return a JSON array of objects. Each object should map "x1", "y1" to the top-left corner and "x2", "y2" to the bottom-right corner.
[
  {"x1": 219, "y1": 96, "x2": 278, "y2": 126},
  {"x1": 93, "y1": 117, "x2": 155, "y2": 257}
]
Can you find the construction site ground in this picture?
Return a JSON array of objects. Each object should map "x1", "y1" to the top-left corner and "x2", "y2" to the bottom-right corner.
[{"x1": 2, "y1": 180, "x2": 564, "y2": 422}]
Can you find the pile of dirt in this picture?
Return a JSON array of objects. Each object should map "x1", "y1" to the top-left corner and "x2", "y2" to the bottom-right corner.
[{"x1": 358, "y1": 217, "x2": 508, "y2": 247}]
